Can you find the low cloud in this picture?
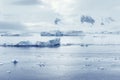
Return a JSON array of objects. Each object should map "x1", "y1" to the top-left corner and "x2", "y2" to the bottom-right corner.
[
  {"x1": 0, "y1": 21, "x2": 27, "y2": 31},
  {"x1": 13, "y1": 0, "x2": 41, "y2": 5}
]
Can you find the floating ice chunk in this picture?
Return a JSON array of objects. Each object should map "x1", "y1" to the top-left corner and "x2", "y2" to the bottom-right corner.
[
  {"x1": 98, "y1": 67, "x2": 105, "y2": 70},
  {"x1": 97, "y1": 60, "x2": 101, "y2": 62},
  {"x1": 0, "y1": 63, "x2": 3, "y2": 65},
  {"x1": 85, "y1": 57, "x2": 89, "y2": 60},
  {"x1": 80, "y1": 44, "x2": 88, "y2": 47},
  {"x1": 114, "y1": 57, "x2": 118, "y2": 60},
  {"x1": 12, "y1": 60, "x2": 18, "y2": 65},
  {"x1": 6, "y1": 71, "x2": 11, "y2": 74}
]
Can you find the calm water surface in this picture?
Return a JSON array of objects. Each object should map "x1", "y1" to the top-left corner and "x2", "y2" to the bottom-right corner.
[{"x1": 0, "y1": 34, "x2": 120, "y2": 80}]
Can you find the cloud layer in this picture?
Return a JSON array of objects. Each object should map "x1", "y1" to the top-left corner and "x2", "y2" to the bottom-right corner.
[{"x1": 0, "y1": 0, "x2": 120, "y2": 31}]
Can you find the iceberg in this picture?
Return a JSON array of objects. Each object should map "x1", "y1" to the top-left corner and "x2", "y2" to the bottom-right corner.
[
  {"x1": 64, "y1": 31, "x2": 84, "y2": 36},
  {"x1": 36, "y1": 38, "x2": 60, "y2": 47},
  {"x1": 2, "y1": 38, "x2": 61, "y2": 48},
  {"x1": 0, "y1": 32, "x2": 32, "y2": 37},
  {"x1": 41, "y1": 30, "x2": 63, "y2": 36},
  {"x1": 14, "y1": 41, "x2": 33, "y2": 47},
  {"x1": 41, "y1": 30, "x2": 84, "y2": 36},
  {"x1": 48, "y1": 38, "x2": 60, "y2": 47}
]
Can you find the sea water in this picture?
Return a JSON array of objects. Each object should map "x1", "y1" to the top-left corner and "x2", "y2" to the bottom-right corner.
[{"x1": 0, "y1": 34, "x2": 120, "y2": 80}]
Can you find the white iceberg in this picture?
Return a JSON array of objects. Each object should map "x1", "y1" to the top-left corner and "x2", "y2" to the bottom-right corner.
[
  {"x1": 36, "y1": 38, "x2": 60, "y2": 47},
  {"x1": 41, "y1": 30, "x2": 84, "y2": 36},
  {"x1": 14, "y1": 41, "x2": 33, "y2": 47},
  {"x1": 41, "y1": 30, "x2": 63, "y2": 36},
  {"x1": 3, "y1": 38, "x2": 61, "y2": 48}
]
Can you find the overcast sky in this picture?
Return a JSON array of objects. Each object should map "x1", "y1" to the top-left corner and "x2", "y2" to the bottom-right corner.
[{"x1": 0, "y1": 0, "x2": 120, "y2": 32}]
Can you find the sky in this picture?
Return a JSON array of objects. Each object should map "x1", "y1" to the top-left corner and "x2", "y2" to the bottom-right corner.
[{"x1": 0, "y1": 0, "x2": 120, "y2": 32}]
